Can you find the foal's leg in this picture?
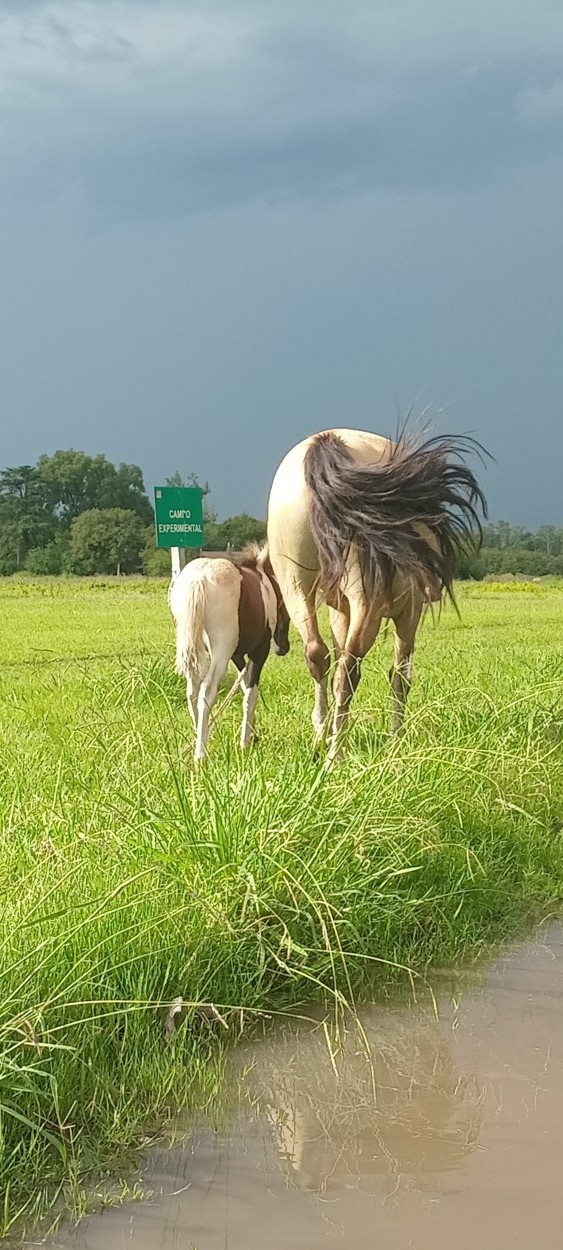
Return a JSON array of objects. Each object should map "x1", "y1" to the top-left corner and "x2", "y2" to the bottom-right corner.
[
  {"x1": 327, "y1": 602, "x2": 384, "y2": 766},
  {"x1": 186, "y1": 671, "x2": 201, "y2": 729},
  {"x1": 389, "y1": 596, "x2": 423, "y2": 735},
  {"x1": 195, "y1": 642, "x2": 233, "y2": 763},
  {"x1": 240, "y1": 636, "x2": 270, "y2": 750},
  {"x1": 232, "y1": 652, "x2": 248, "y2": 693}
]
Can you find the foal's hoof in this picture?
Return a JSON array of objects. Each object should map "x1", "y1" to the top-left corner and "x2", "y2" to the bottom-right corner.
[
  {"x1": 312, "y1": 726, "x2": 328, "y2": 757},
  {"x1": 325, "y1": 746, "x2": 344, "y2": 770}
]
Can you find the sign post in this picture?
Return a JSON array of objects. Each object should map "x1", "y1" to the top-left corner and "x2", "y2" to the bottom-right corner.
[{"x1": 154, "y1": 486, "x2": 205, "y2": 580}]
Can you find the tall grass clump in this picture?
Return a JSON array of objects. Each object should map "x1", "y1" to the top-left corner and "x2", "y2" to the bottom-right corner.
[{"x1": 1, "y1": 579, "x2": 563, "y2": 1234}]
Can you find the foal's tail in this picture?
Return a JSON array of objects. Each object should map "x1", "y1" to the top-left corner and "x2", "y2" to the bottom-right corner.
[
  {"x1": 303, "y1": 429, "x2": 488, "y2": 603},
  {"x1": 170, "y1": 569, "x2": 208, "y2": 680}
]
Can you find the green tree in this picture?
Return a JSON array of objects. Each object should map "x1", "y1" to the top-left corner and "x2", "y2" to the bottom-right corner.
[
  {"x1": 496, "y1": 520, "x2": 512, "y2": 548},
  {"x1": 0, "y1": 465, "x2": 37, "y2": 501},
  {"x1": 25, "y1": 534, "x2": 70, "y2": 576},
  {"x1": 68, "y1": 509, "x2": 146, "y2": 575},
  {"x1": 0, "y1": 464, "x2": 56, "y2": 568},
  {"x1": 456, "y1": 548, "x2": 485, "y2": 580},
  {"x1": 536, "y1": 525, "x2": 560, "y2": 556},
  {"x1": 166, "y1": 470, "x2": 209, "y2": 493},
  {"x1": 207, "y1": 513, "x2": 267, "y2": 551},
  {"x1": 37, "y1": 451, "x2": 153, "y2": 526},
  {"x1": 0, "y1": 518, "x2": 21, "y2": 575},
  {"x1": 142, "y1": 544, "x2": 173, "y2": 577}
]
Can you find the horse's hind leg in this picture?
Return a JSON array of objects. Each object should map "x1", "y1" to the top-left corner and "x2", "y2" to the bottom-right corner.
[
  {"x1": 329, "y1": 603, "x2": 350, "y2": 662},
  {"x1": 327, "y1": 601, "x2": 384, "y2": 766},
  {"x1": 304, "y1": 612, "x2": 330, "y2": 743},
  {"x1": 281, "y1": 583, "x2": 329, "y2": 743},
  {"x1": 389, "y1": 597, "x2": 423, "y2": 735}
]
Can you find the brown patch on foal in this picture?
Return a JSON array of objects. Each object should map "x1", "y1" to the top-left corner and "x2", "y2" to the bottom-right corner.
[{"x1": 235, "y1": 566, "x2": 269, "y2": 661}]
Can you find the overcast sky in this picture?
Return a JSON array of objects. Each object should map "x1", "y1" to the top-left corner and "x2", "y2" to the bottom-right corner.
[{"x1": 1, "y1": 0, "x2": 562, "y2": 525}]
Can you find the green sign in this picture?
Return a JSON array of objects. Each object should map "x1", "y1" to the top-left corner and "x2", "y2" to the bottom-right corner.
[{"x1": 154, "y1": 487, "x2": 204, "y2": 549}]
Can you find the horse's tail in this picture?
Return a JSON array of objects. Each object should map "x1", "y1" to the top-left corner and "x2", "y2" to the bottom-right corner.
[
  {"x1": 170, "y1": 569, "x2": 208, "y2": 679},
  {"x1": 303, "y1": 429, "x2": 488, "y2": 603}
]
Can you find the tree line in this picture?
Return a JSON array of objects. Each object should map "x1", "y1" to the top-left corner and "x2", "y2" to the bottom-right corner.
[
  {"x1": 459, "y1": 521, "x2": 563, "y2": 579},
  {"x1": 0, "y1": 450, "x2": 561, "y2": 578},
  {"x1": 0, "y1": 451, "x2": 266, "y2": 576}
]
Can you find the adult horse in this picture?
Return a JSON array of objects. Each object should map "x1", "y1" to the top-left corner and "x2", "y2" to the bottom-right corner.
[{"x1": 267, "y1": 427, "x2": 487, "y2": 763}]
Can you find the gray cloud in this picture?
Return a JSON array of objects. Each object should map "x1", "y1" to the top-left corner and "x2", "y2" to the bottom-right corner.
[
  {"x1": 1, "y1": 0, "x2": 563, "y2": 218},
  {"x1": 518, "y1": 79, "x2": 563, "y2": 127},
  {"x1": 1, "y1": 0, "x2": 562, "y2": 526}
]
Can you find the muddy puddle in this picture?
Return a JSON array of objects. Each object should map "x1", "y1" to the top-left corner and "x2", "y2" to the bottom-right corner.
[{"x1": 43, "y1": 923, "x2": 563, "y2": 1250}]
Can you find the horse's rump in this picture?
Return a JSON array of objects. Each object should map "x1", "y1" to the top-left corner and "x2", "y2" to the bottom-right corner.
[{"x1": 303, "y1": 430, "x2": 487, "y2": 603}]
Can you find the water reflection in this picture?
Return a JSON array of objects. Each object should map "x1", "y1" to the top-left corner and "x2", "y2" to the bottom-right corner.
[
  {"x1": 44, "y1": 924, "x2": 563, "y2": 1250},
  {"x1": 251, "y1": 996, "x2": 483, "y2": 1194}
]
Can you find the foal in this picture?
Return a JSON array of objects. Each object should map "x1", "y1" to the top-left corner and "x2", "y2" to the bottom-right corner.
[{"x1": 169, "y1": 544, "x2": 290, "y2": 762}]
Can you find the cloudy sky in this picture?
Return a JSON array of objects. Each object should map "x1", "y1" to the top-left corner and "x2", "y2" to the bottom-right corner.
[{"x1": 1, "y1": 0, "x2": 562, "y2": 524}]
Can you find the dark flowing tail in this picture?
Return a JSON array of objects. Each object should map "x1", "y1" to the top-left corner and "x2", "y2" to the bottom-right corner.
[{"x1": 303, "y1": 429, "x2": 488, "y2": 602}]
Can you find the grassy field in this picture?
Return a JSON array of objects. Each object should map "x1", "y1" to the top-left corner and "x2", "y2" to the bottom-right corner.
[{"x1": 1, "y1": 576, "x2": 563, "y2": 1235}]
